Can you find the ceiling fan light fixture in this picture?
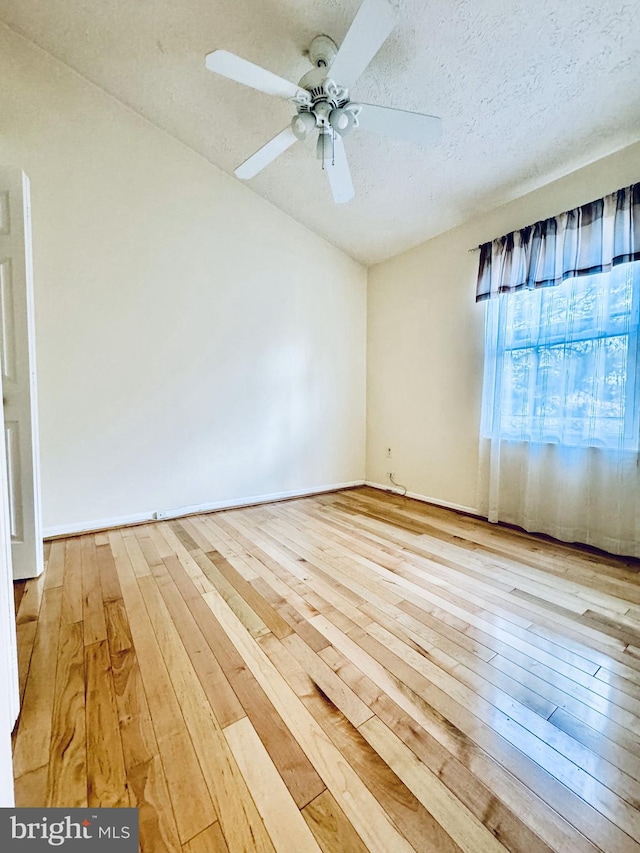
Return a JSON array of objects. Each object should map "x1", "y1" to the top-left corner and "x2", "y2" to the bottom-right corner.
[
  {"x1": 291, "y1": 111, "x2": 317, "y2": 140},
  {"x1": 205, "y1": 0, "x2": 441, "y2": 204},
  {"x1": 329, "y1": 107, "x2": 355, "y2": 136}
]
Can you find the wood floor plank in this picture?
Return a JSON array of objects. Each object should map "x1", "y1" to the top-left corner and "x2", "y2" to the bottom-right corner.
[
  {"x1": 379, "y1": 496, "x2": 636, "y2": 591},
  {"x1": 102, "y1": 554, "x2": 182, "y2": 853},
  {"x1": 14, "y1": 569, "x2": 47, "y2": 705},
  {"x1": 162, "y1": 555, "x2": 325, "y2": 810},
  {"x1": 104, "y1": 598, "x2": 133, "y2": 654},
  {"x1": 302, "y1": 790, "x2": 369, "y2": 853},
  {"x1": 46, "y1": 620, "x2": 86, "y2": 807},
  {"x1": 145, "y1": 522, "x2": 178, "y2": 559},
  {"x1": 318, "y1": 499, "x2": 639, "y2": 661},
  {"x1": 489, "y1": 654, "x2": 640, "y2": 760},
  {"x1": 281, "y1": 632, "x2": 373, "y2": 728},
  {"x1": 152, "y1": 523, "x2": 215, "y2": 595},
  {"x1": 318, "y1": 644, "x2": 587, "y2": 853},
  {"x1": 156, "y1": 557, "x2": 245, "y2": 729},
  {"x1": 360, "y1": 715, "x2": 509, "y2": 853},
  {"x1": 85, "y1": 639, "x2": 129, "y2": 807},
  {"x1": 313, "y1": 613, "x2": 638, "y2": 853},
  {"x1": 182, "y1": 821, "x2": 229, "y2": 853},
  {"x1": 548, "y1": 706, "x2": 640, "y2": 783},
  {"x1": 82, "y1": 535, "x2": 108, "y2": 646},
  {"x1": 224, "y1": 716, "x2": 322, "y2": 852},
  {"x1": 208, "y1": 514, "x2": 372, "y2": 630},
  {"x1": 15, "y1": 566, "x2": 46, "y2": 626},
  {"x1": 205, "y1": 547, "x2": 294, "y2": 639},
  {"x1": 108, "y1": 529, "x2": 216, "y2": 845},
  {"x1": 352, "y1": 621, "x2": 640, "y2": 845},
  {"x1": 136, "y1": 571, "x2": 277, "y2": 853},
  {"x1": 398, "y1": 599, "x2": 640, "y2": 735},
  {"x1": 472, "y1": 591, "x2": 640, "y2": 679},
  {"x1": 205, "y1": 586, "x2": 418, "y2": 853},
  {"x1": 96, "y1": 538, "x2": 124, "y2": 604},
  {"x1": 61, "y1": 536, "x2": 84, "y2": 624},
  {"x1": 138, "y1": 564, "x2": 280, "y2": 851},
  {"x1": 175, "y1": 518, "x2": 217, "y2": 554},
  {"x1": 259, "y1": 632, "x2": 464, "y2": 853},
  {"x1": 122, "y1": 527, "x2": 155, "y2": 578},
  {"x1": 353, "y1": 559, "x2": 609, "y2": 687},
  {"x1": 197, "y1": 549, "x2": 272, "y2": 638},
  {"x1": 133, "y1": 527, "x2": 166, "y2": 573},
  {"x1": 250, "y1": 517, "x2": 406, "y2": 612},
  {"x1": 360, "y1": 620, "x2": 640, "y2": 817},
  {"x1": 129, "y1": 755, "x2": 182, "y2": 853},
  {"x1": 15, "y1": 619, "x2": 38, "y2": 707},
  {"x1": 44, "y1": 539, "x2": 66, "y2": 589},
  {"x1": 110, "y1": 644, "x2": 158, "y2": 768},
  {"x1": 13, "y1": 586, "x2": 63, "y2": 778},
  {"x1": 13, "y1": 765, "x2": 48, "y2": 808},
  {"x1": 110, "y1": 646, "x2": 182, "y2": 853},
  {"x1": 16, "y1": 488, "x2": 640, "y2": 853},
  {"x1": 324, "y1": 494, "x2": 627, "y2": 617},
  {"x1": 360, "y1": 600, "x2": 558, "y2": 720},
  {"x1": 595, "y1": 665, "x2": 640, "y2": 700},
  {"x1": 170, "y1": 520, "x2": 201, "y2": 553}
]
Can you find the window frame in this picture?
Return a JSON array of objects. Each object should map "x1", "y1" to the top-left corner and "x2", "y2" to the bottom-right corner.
[{"x1": 482, "y1": 262, "x2": 640, "y2": 451}]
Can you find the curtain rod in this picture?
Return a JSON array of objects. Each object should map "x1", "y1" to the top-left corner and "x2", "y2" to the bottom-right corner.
[{"x1": 467, "y1": 183, "x2": 638, "y2": 258}]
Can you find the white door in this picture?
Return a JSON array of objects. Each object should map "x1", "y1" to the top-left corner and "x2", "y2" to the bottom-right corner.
[
  {"x1": 0, "y1": 364, "x2": 18, "y2": 806},
  {"x1": 0, "y1": 169, "x2": 43, "y2": 580}
]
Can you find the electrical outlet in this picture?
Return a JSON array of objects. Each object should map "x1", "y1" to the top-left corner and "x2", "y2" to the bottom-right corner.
[
  {"x1": 387, "y1": 471, "x2": 395, "y2": 478},
  {"x1": 386, "y1": 447, "x2": 392, "y2": 457}
]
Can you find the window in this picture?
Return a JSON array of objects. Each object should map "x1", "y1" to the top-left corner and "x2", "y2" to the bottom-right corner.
[{"x1": 481, "y1": 262, "x2": 640, "y2": 450}]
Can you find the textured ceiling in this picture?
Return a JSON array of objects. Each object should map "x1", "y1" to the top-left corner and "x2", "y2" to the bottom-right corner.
[{"x1": 1, "y1": 0, "x2": 639, "y2": 265}]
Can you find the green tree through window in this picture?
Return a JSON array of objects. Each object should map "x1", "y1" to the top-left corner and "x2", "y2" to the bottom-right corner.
[{"x1": 482, "y1": 263, "x2": 640, "y2": 450}]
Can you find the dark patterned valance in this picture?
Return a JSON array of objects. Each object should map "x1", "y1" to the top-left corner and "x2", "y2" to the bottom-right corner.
[{"x1": 476, "y1": 183, "x2": 640, "y2": 302}]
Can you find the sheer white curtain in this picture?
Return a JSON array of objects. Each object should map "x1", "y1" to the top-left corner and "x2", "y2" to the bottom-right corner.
[{"x1": 476, "y1": 185, "x2": 640, "y2": 557}]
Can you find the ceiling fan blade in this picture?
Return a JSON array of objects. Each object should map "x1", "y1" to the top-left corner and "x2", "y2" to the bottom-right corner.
[
  {"x1": 321, "y1": 133, "x2": 354, "y2": 204},
  {"x1": 235, "y1": 127, "x2": 298, "y2": 179},
  {"x1": 328, "y1": 0, "x2": 397, "y2": 90},
  {"x1": 356, "y1": 103, "x2": 442, "y2": 145},
  {"x1": 205, "y1": 50, "x2": 305, "y2": 100}
]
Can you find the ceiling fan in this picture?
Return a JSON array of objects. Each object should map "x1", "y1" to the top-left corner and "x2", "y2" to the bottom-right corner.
[{"x1": 204, "y1": 0, "x2": 441, "y2": 203}]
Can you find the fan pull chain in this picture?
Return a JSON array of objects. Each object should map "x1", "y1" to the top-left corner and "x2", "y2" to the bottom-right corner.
[{"x1": 319, "y1": 131, "x2": 336, "y2": 170}]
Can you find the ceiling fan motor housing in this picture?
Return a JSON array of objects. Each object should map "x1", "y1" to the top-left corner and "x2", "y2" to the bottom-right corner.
[
  {"x1": 307, "y1": 34, "x2": 338, "y2": 69},
  {"x1": 295, "y1": 50, "x2": 357, "y2": 139}
]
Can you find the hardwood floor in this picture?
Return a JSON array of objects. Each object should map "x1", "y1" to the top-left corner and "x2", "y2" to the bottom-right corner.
[{"x1": 11, "y1": 486, "x2": 640, "y2": 852}]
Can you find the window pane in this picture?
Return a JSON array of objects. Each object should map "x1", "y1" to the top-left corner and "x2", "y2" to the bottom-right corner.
[{"x1": 484, "y1": 262, "x2": 639, "y2": 450}]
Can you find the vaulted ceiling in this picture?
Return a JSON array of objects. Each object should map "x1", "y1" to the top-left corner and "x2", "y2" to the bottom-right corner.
[{"x1": 1, "y1": 0, "x2": 639, "y2": 265}]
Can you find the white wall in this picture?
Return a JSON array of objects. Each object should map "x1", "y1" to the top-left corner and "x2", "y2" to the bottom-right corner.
[
  {"x1": 0, "y1": 26, "x2": 367, "y2": 534},
  {"x1": 367, "y1": 140, "x2": 640, "y2": 512}
]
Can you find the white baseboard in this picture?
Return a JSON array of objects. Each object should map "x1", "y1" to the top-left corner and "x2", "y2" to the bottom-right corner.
[
  {"x1": 364, "y1": 480, "x2": 480, "y2": 516},
  {"x1": 43, "y1": 480, "x2": 366, "y2": 539},
  {"x1": 43, "y1": 510, "x2": 158, "y2": 539}
]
